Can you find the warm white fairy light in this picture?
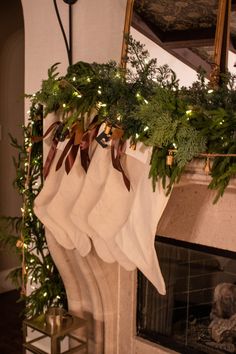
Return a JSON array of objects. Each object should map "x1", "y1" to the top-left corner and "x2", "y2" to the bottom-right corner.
[
  {"x1": 186, "y1": 109, "x2": 192, "y2": 115},
  {"x1": 43, "y1": 292, "x2": 47, "y2": 297},
  {"x1": 97, "y1": 102, "x2": 106, "y2": 108},
  {"x1": 143, "y1": 126, "x2": 149, "y2": 132},
  {"x1": 73, "y1": 91, "x2": 82, "y2": 98},
  {"x1": 62, "y1": 103, "x2": 66, "y2": 108},
  {"x1": 87, "y1": 77, "x2": 91, "y2": 82},
  {"x1": 208, "y1": 89, "x2": 214, "y2": 94},
  {"x1": 135, "y1": 133, "x2": 140, "y2": 139},
  {"x1": 144, "y1": 99, "x2": 149, "y2": 104},
  {"x1": 72, "y1": 76, "x2": 76, "y2": 81}
]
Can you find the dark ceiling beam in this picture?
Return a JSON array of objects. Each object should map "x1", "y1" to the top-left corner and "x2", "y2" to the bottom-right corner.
[
  {"x1": 132, "y1": 11, "x2": 216, "y2": 48},
  {"x1": 131, "y1": 13, "x2": 212, "y2": 75},
  {"x1": 132, "y1": 3, "x2": 236, "y2": 49}
]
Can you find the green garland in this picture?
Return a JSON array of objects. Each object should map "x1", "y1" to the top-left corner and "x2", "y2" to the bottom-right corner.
[
  {"x1": 0, "y1": 104, "x2": 67, "y2": 318},
  {"x1": 29, "y1": 37, "x2": 236, "y2": 202}
]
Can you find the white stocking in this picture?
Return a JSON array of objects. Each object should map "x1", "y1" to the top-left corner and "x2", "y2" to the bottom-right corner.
[
  {"x1": 46, "y1": 150, "x2": 91, "y2": 256},
  {"x1": 88, "y1": 153, "x2": 145, "y2": 270},
  {"x1": 115, "y1": 161, "x2": 171, "y2": 294},
  {"x1": 34, "y1": 142, "x2": 74, "y2": 249},
  {"x1": 70, "y1": 143, "x2": 115, "y2": 263}
]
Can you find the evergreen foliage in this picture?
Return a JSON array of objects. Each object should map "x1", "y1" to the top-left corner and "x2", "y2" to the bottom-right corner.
[
  {"x1": 0, "y1": 104, "x2": 67, "y2": 318},
  {"x1": 29, "y1": 37, "x2": 236, "y2": 201}
]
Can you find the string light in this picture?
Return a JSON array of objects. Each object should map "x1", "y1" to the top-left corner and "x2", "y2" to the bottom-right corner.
[
  {"x1": 97, "y1": 102, "x2": 106, "y2": 108},
  {"x1": 73, "y1": 91, "x2": 82, "y2": 98}
]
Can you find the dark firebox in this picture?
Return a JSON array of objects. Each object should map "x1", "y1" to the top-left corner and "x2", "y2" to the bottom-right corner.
[{"x1": 137, "y1": 236, "x2": 236, "y2": 354}]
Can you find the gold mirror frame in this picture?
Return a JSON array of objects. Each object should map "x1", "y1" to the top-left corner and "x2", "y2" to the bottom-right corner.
[
  {"x1": 120, "y1": 0, "x2": 135, "y2": 68},
  {"x1": 121, "y1": 0, "x2": 232, "y2": 79}
]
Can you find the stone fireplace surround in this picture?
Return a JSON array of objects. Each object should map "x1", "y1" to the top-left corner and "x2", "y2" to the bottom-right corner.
[{"x1": 45, "y1": 158, "x2": 236, "y2": 354}]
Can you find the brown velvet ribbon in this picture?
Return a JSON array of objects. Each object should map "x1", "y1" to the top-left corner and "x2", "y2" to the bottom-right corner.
[
  {"x1": 32, "y1": 121, "x2": 61, "y2": 143},
  {"x1": 43, "y1": 121, "x2": 64, "y2": 179},
  {"x1": 55, "y1": 134, "x2": 76, "y2": 172},
  {"x1": 80, "y1": 124, "x2": 100, "y2": 172},
  {"x1": 55, "y1": 119, "x2": 100, "y2": 175},
  {"x1": 111, "y1": 138, "x2": 130, "y2": 191}
]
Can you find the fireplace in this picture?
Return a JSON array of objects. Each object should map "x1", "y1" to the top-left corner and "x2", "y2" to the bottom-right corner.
[{"x1": 137, "y1": 236, "x2": 236, "y2": 354}]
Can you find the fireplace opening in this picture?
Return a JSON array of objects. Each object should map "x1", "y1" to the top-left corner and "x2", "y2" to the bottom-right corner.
[{"x1": 137, "y1": 236, "x2": 236, "y2": 354}]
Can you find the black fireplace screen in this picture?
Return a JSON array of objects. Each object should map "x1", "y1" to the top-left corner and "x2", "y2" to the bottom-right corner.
[{"x1": 137, "y1": 236, "x2": 236, "y2": 354}]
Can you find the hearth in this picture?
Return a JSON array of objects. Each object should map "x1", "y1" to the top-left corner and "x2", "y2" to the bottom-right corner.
[{"x1": 137, "y1": 236, "x2": 236, "y2": 354}]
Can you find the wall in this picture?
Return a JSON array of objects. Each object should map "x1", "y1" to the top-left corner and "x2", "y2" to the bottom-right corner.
[{"x1": 0, "y1": 0, "x2": 24, "y2": 292}]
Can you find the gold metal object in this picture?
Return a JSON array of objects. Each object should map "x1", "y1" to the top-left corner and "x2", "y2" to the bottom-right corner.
[
  {"x1": 23, "y1": 312, "x2": 88, "y2": 354},
  {"x1": 104, "y1": 124, "x2": 112, "y2": 135},
  {"x1": 129, "y1": 142, "x2": 137, "y2": 150},
  {"x1": 166, "y1": 153, "x2": 174, "y2": 166},
  {"x1": 45, "y1": 307, "x2": 67, "y2": 331},
  {"x1": 204, "y1": 157, "x2": 211, "y2": 175},
  {"x1": 120, "y1": 0, "x2": 135, "y2": 69}
]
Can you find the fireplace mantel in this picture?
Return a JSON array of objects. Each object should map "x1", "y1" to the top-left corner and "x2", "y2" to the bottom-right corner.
[
  {"x1": 179, "y1": 159, "x2": 236, "y2": 189},
  {"x1": 157, "y1": 161, "x2": 236, "y2": 254}
]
